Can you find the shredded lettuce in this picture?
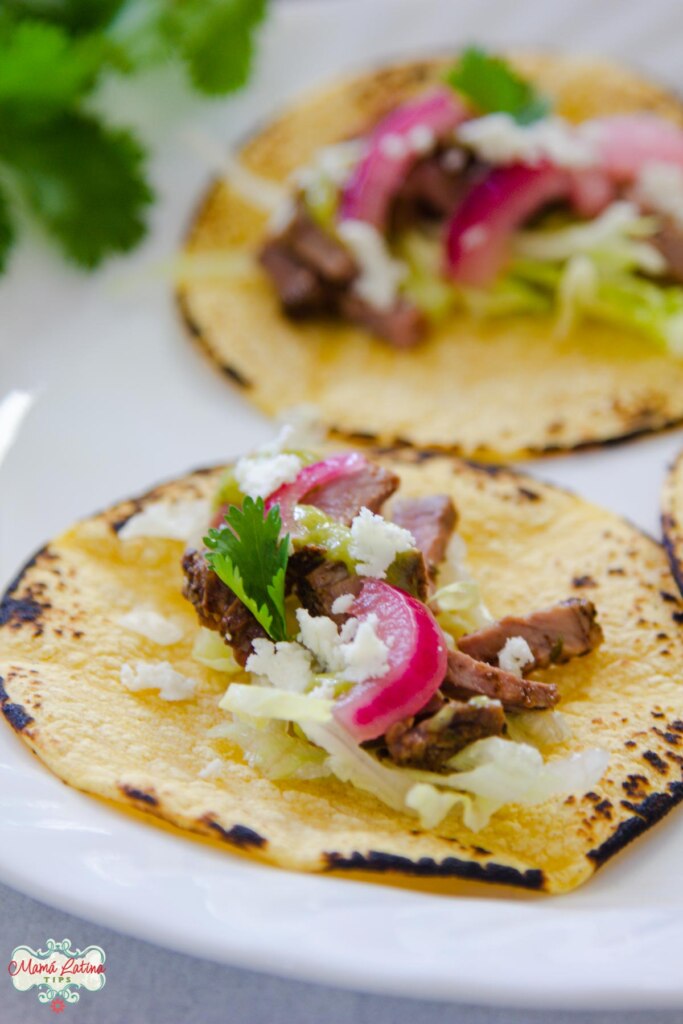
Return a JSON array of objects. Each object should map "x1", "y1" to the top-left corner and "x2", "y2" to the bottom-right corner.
[
  {"x1": 430, "y1": 579, "x2": 493, "y2": 640},
  {"x1": 220, "y1": 684, "x2": 333, "y2": 723},
  {"x1": 192, "y1": 627, "x2": 242, "y2": 674},
  {"x1": 212, "y1": 716, "x2": 331, "y2": 781},
  {"x1": 514, "y1": 201, "x2": 664, "y2": 275},
  {"x1": 506, "y1": 710, "x2": 572, "y2": 748}
]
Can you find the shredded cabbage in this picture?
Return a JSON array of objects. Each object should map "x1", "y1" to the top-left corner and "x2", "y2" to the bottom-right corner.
[
  {"x1": 220, "y1": 684, "x2": 333, "y2": 723},
  {"x1": 430, "y1": 579, "x2": 493, "y2": 640},
  {"x1": 514, "y1": 201, "x2": 664, "y2": 275},
  {"x1": 192, "y1": 628, "x2": 242, "y2": 674},
  {"x1": 506, "y1": 710, "x2": 572, "y2": 748},
  {"x1": 213, "y1": 716, "x2": 331, "y2": 781}
]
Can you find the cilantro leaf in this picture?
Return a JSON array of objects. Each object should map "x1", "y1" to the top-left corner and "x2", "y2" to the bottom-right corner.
[
  {"x1": 0, "y1": 113, "x2": 152, "y2": 267},
  {"x1": 0, "y1": 185, "x2": 16, "y2": 274},
  {"x1": 0, "y1": 20, "x2": 110, "y2": 120},
  {"x1": 3, "y1": 0, "x2": 127, "y2": 34},
  {"x1": 204, "y1": 497, "x2": 290, "y2": 642},
  {"x1": 160, "y1": 0, "x2": 269, "y2": 95},
  {"x1": 447, "y1": 47, "x2": 550, "y2": 124}
]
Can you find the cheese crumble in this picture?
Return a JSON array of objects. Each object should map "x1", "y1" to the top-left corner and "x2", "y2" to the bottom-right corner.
[
  {"x1": 458, "y1": 113, "x2": 595, "y2": 169},
  {"x1": 120, "y1": 661, "x2": 198, "y2": 701},
  {"x1": 119, "y1": 608, "x2": 184, "y2": 646},
  {"x1": 296, "y1": 608, "x2": 390, "y2": 684},
  {"x1": 349, "y1": 507, "x2": 415, "y2": 578},
  {"x1": 337, "y1": 220, "x2": 408, "y2": 310},
  {"x1": 635, "y1": 161, "x2": 683, "y2": 229},
  {"x1": 234, "y1": 452, "x2": 302, "y2": 499},
  {"x1": 246, "y1": 638, "x2": 313, "y2": 693},
  {"x1": 498, "y1": 636, "x2": 535, "y2": 677},
  {"x1": 118, "y1": 499, "x2": 210, "y2": 542}
]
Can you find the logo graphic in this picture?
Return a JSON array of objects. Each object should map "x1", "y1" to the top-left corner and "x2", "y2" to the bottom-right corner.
[{"x1": 8, "y1": 939, "x2": 106, "y2": 1010}]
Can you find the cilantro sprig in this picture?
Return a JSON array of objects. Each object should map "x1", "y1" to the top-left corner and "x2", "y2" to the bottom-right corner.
[
  {"x1": 204, "y1": 497, "x2": 290, "y2": 643},
  {"x1": 0, "y1": 0, "x2": 269, "y2": 274},
  {"x1": 447, "y1": 47, "x2": 550, "y2": 125}
]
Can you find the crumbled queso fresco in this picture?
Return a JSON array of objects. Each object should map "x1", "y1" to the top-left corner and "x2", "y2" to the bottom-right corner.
[
  {"x1": 498, "y1": 636, "x2": 535, "y2": 677},
  {"x1": 349, "y1": 507, "x2": 415, "y2": 577},
  {"x1": 234, "y1": 452, "x2": 303, "y2": 499},
  {"x1": 336, "y1": 220, "x2": 408, "y2": 310},
  {"x1": 457, "y1": 113, "x2": 596, "y2": 169},
  {"x1": 296, "y1": 607, "x2": 390, "y2": 684},
  {"x1": 118, "y1": 498, "x2": 211, "y2": 542},
  {"x1": 120, "y1": 660, "x2": 198, "y2": 701},
  {"x1": 118, "y1": 607, "x2": 184, "y2": 646}
]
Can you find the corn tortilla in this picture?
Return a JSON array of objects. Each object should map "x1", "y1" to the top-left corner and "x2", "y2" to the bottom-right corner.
[
  {"x1": 178, "y1": 54, "x2": 683, "y2": 460},
  {"x1": 2, "y1": 450, "x2": 683, "y2": 893}
]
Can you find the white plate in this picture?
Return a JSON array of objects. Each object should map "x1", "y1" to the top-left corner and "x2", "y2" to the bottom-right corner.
[{"x1": 3, "y1": 0, "x2": 683, "y2": 1009}]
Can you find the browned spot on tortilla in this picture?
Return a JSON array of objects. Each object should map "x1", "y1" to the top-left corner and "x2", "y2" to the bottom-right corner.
[
  {"x1": 202, "y1": 816, "x2": 267, "y2": 850},
  {"x1": 323, "y1": 850, "x2": 545, "y2": 890},
  {"x1": 643, "y1": 750, "x2": 669, "y2": 774},
  {"x1": 119, "y1": 784, "x2": 159, "y2": 807}
]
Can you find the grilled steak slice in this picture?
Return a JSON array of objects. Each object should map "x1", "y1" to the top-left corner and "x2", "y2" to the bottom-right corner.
[
  {"x1": 391, "y1": 494, "x2": 457, "y2": 574},
  {"x1": 282, "y1": 207, "x2": 357, "y2": 284},
  {"x1": 182, "y1": 549, "x2": 266, "y2": 665},
  {"x1": 457, "y1": 598, "x2": 603, "y2": 670},
  {"x1": 443, "y1": 649, "x2": 559, "y2": 710},
  {"x1": 338, "y1": 291, "x2": 426, "y2": 349},
  {"x1": 296, "y1": 558, "x2": 363, "y2": 624},
  {"x1": 386, "y1": 549, "x2": 429, "y2": 601},
  {"x1": 385, "y1": 696, "x2": 505, "y2": 770},
  {"x1": 259, "y1": 241, "x2": 325, "y2": 314},
  {"x1": 653, "y1": 220, "x2": 683, "y2": 283},
  {"x1": 392, "y1": 147, "x2": 471, "y2": 225},
  {"x1": 304, "y1": 460, "x2": 400, "y2": 524}
]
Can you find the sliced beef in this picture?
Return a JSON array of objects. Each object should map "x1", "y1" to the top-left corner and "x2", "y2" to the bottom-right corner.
[
  {"x1": 391, "y1": 494, "x2": 457, "y2": 574},
  {"x1": 181, "y1": 549, "x2": 266, "y2": 665},
  {"x1": 457, "y1": 598, "x2": 603, "y2": 670},
  {"x1": 386, "y1": 548, "x2": 429, "y2": 602},
  {"x1": 653, "y1": 220, "x2": 683, "y2": 284},
  {"x1": 384, "y1": 695, "x2": 505, "y2": 771},
  {"x1": 338, "y1": 291, "x2": 426, "y2": 349},
  {"x1": 295, "y1": 557, "x2": 363, "y2": 624},
  {"x1": 259, "y1": 241, "x2": 325, "y2": 315},
  {"x1": 392, "y1": 147, "x2": 471, "y2": 227},
  {"x1": 304, "y1": 460, "x2": 399, "y2": 524},
  {"x1": 443, "y1": 649, "x2": 559, "y2": 710},
  {"x1": 281, "y1": 207, "x2": 357, "y2": 284}
]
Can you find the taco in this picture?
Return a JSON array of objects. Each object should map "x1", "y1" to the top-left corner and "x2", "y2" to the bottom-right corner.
[
  {"x1": 178, "y1": 49, "x2": 683, "y2": 459},
  {"x1": 2, "y1": 437, "x2": 683, "y2": 894}
]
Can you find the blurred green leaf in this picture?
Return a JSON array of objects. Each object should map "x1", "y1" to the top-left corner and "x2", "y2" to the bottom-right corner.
[
  {"x1": 160, "y1": 0, "x2": 268, "y2": 94},
  {"x1": 0, "y1": 114, "x2": 153, "y2": 267},
  {"x1": 0, "y1": 186, "x2": 16, "y2": 274},
  {"x1": 448, "y1": 47, "x2": 551, "y2": 124},
  {"x1": 2, "y1": 0, "x2": 127, "y2": 34}
]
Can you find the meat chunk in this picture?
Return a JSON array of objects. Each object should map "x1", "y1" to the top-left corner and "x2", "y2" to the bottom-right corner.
[
  {"x1": 443, "y1": 649, "x2": 559, "y2": 710},
  {"x1": 391, "y1": 494, "x2": 457, "y2": 574},
  {"x1": 385, "y1": 696, "x2": 505, "y2": 771},
  {"x1": 304, "y1": 460, "x2": 399, "y2": 524},
  {"x1": 181, "y1": 549, "x2": 266, "y2": 665},
  {"x1": 296, "y1": 558, "x2": 362, "y2": 624},
  {"x1": 386, "y1": 549, "x2": 429, "y2": 602},
  {"x1": 653, "y1": 220, "x2": 683, "y2": 284},
  {"x1": 392, "y1": 147, "x2": 471, "y2": 225},
  {"x1": 338, "y1": 291, "x2": 426, "y2": 349},
  {"x1": 259, "y1": 241, "x2": 324, "y2": 315},
  {"x1": 457, "y1": 598, "x2": 603, "y2": 670},
  {"x1": 281, "y1": 208, "x2": 357, "y2": 284}
]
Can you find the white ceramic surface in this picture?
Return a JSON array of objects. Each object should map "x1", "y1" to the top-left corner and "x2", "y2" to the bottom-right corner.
[{"x1": 3, "y1": 0, "x2": 683, "y2": 1009}]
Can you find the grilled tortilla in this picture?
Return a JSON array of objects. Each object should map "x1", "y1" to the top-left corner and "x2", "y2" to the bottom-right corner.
[
  {"x1": 178, "y1": 54, "x2": 683, "y2": 460},
  {"x1": 2, "y1": 450, "x2": 683, "y2": 894},
  {"x1": 662, "y1": 448, "x2": 683, "y2": 596}
]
